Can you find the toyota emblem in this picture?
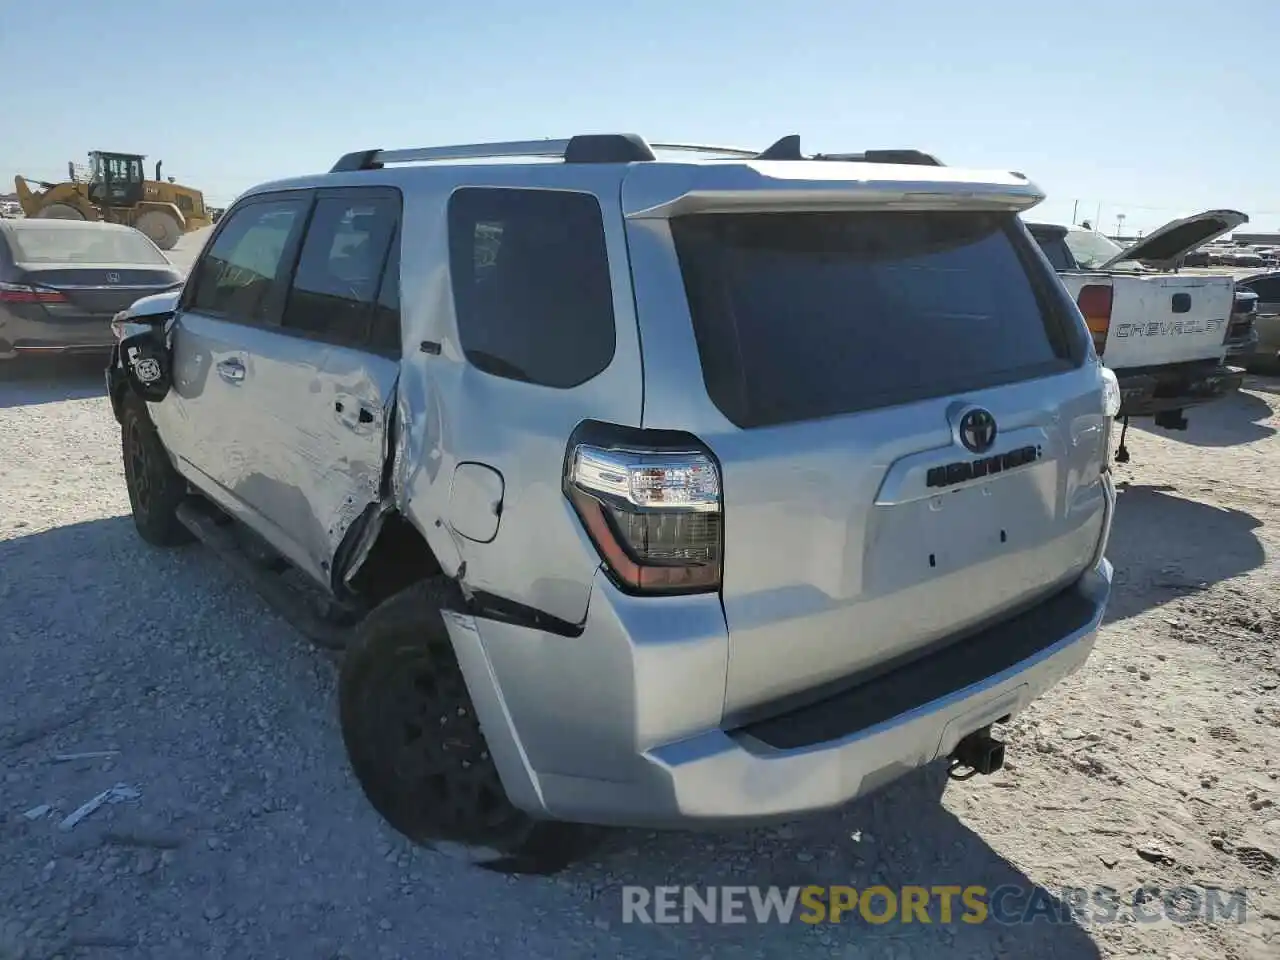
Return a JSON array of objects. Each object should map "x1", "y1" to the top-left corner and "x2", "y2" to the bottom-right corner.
[
  {"x1": 958, "y1": 408, "x2": 998, "y2": 454},
  {"x1": 106, "y1": 272, "x2": 120, "y2": 284}
]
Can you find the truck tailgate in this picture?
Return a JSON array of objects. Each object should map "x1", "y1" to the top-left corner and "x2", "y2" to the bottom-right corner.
[{"x1": 1102, "y1": 274, "x2": 1234, "y2": 368}]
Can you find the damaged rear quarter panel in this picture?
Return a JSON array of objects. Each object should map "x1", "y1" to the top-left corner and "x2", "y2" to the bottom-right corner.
[{"x1": 386, "y1": 170, "x2": 644, "y2": 625}]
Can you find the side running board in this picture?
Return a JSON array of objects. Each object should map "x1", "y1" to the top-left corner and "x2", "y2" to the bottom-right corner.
[{"x1": 175, "y1": 499, "x2": 352, "y2": 653}]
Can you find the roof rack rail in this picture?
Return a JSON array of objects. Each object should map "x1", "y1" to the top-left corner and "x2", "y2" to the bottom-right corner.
[
  {"x1": 744, "y1": 137, "x2": 946, "y2": 166},
  {"x1": 648, "y1": 142, "x2": 761, "y2": 158},
  {"x1": 813, "y1": 149, "x2": 944, "y2": 167},
  {"x1": 328, "y1": 134, "x2": 946, "y2": 173},
  {"x1": 329, "y1": 134, "x2": 659, "y2": 172}
]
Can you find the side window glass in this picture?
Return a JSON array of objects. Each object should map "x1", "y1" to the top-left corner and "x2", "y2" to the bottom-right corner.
[
  {"x1": 189, "y1": 198, "x2": 308, "y2": 324},
  {"x1": 1248, "y1": 277, "x2": 1280, "y2": 302},
  {"x1": 369, "y1": 226, "x2": 401, "y2": 355},
  {"x1": 280, "y1": 195, "x2": 398, "y2": 347},
  {"x1": 447, "y1": 188, "x2": 615, "y2": 388}
]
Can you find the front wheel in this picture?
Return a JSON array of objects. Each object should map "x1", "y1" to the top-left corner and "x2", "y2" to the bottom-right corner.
[
  {"x1": 339, "y1": 578, "x2": 602, "y2": 874},
  {"x1": 121, "y1": 396, "x2": 192, "y2": 546}
]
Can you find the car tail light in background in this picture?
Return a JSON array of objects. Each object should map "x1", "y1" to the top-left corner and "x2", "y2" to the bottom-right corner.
[
  {"x1": 566, "y1": 443, "x2": 723, "y2": 593},
  {"x1": 0, "y1": 281, "x2": 67, "y2": 304},
  {"x1": 1076, "y1": 284, "x2": 1113, "y2": 356}
]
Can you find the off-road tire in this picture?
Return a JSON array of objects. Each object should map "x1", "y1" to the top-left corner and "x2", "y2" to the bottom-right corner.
[
  {"x1": 121, "y1": 395, "x2": 192, "y2": 547},
  {"x1": 339, "y1": 577, "x2": 602, "y2": 874},
  {"x1": 134, "y1": 209, "x2": 182, "y2": 251},
  {"x1": 37, "y1": 203, "x2": 86, "y2": 220}
]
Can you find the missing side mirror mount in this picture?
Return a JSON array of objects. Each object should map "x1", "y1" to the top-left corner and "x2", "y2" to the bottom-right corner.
[{"x1": 119, "y1": 318, "x2": 173, "y2": 403}]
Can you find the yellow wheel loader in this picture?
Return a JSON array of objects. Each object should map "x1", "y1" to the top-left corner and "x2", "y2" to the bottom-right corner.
[{"x1": 14, "y1": 151, "x2": 213, "y2": 251}]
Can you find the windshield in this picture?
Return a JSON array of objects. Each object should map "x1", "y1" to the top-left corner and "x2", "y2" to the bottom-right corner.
[
  {"x1": 6, "y1": 225, "x2": 168, "y2": 265},
  {"x1": 1063, "y1": 229, "x2": 1127, "y2": 269}
]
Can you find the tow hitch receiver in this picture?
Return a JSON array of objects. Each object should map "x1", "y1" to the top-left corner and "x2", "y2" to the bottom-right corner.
[{"x1": 947, "y1": 726, "x2": 1006, "y2": 781}]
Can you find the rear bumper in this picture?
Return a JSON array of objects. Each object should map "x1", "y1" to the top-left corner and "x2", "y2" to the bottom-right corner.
[
  {"x1": 445, "y1": 477, "x2": 1116, "y2": 829},
  {"x1": 0, "y1": 310, "x2": 116, "y2": 360},
  {"x1": 1115, "y1": 360, "x2": 1243, "y2": 417}
]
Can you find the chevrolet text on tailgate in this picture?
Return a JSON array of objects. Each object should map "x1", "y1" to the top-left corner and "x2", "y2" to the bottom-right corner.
[
  {"x1": 1027, "y1": 212, "x2": 1249, "y2": 462},
  {"x1": 106, "y1": 132, "x2": 1118, "y2": 874}
]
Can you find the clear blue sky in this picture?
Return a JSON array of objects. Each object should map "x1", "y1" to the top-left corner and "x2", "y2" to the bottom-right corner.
[{"x1": 4, "y1": 0, "x2": 1277, "y2": 235}]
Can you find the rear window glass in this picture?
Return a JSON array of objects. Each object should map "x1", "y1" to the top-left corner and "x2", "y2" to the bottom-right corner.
[
  {"x1": 671, "y1": 211, "x2": 1074, "y2": 428},
  {"x1": 6, "y1": 224, "x2": 168, "y2": 265},
  {"x1": 1029, "y1": 230, "x2": 1076, "y2": 271},
  {"x1": 1064, "y1": 229, "x2": 1126, "y2": 270}
]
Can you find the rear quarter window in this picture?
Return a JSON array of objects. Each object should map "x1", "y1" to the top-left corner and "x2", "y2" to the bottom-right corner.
[
  {"x1": 447, "y1": 188, "x2": 616, "y2": 389},
  {"x1": 671, "y1": 210, "x2": 1081, "y2": 429}
]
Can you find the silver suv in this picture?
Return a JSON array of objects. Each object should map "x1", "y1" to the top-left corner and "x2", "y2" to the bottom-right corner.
[{"x1": 107, "y1": 133, "x2": 1119, "y2": 874}]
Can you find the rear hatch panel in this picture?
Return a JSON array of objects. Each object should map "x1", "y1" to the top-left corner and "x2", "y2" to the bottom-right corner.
[
  {"x1": 622, "y1": 161, "x2": 1108, "y2": 719},
  {"x1": 689, "y1": 371, "x2": 1107, "y2": 718}
]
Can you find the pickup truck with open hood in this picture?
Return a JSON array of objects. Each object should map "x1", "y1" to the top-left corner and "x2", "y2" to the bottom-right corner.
[{"x1": 1027, "y1": 211, "x2": 1251, "y2": 459}]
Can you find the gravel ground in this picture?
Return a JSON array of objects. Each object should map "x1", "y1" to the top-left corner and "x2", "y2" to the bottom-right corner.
[{"x1": 0, "y1": 360, "x2": 1277, "y2": 960}]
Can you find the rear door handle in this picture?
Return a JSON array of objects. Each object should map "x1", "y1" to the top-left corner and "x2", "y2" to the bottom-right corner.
[{"x1": 216, "y1": 358, "x2": 245, "y2": 383}]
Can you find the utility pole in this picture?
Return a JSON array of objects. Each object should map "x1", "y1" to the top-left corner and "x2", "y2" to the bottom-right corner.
[{"x1": 1072, "y1": 199, "x2": 1079, "y2": 225}]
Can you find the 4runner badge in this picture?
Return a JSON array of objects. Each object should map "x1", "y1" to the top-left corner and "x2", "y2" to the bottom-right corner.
[{"x1": 926, "y1": 405, "x2": 1039, "y2": 490}]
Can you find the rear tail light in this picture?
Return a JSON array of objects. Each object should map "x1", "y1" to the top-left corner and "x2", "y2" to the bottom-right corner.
[
  {"x1": 1099, "y1": 365, "x2": 1121, "y2": 470},
  {"x1": 0, "y1": 281, "x2": 67, "y2": 304},
  {"x1": 566, "y1": 443, "x2": 723, "y2": 594},
  {"x1": 1076, "y1": 284, "x2": 1113, "y2": 356},
  {"x1": 1100, "y1": 365, "x2": 1121, "y2": 419}
]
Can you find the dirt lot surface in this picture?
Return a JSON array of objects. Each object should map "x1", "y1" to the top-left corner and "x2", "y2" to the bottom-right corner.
[{"x1": 0, "y1": 363, "x2": 1277, "y2": 960}]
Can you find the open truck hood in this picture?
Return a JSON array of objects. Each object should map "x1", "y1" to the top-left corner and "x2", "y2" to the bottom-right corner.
[{"x1": 1099, "y1": 209, "x2": 1248, "y2": 270}]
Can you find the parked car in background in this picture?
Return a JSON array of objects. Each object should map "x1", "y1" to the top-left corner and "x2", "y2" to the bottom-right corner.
[
  {"x1": 1225, "y1": 287, "x2": 1260, "y2": 363},
  {"x1": 1231, "y1": 250, "x2": 1267, "y2": 268},
  {"x1": 1026, "y1": 211, "x2": 1248, "y2": 462},
  {"x1": 1236, "y1": 270, "x2": 1280, "y2": 371},
  {"x1": 0, "y1": 220, "x2": 183, "y2": 361},
  {"x1": 108, "y1": 133, "x2": 1118, "y2": 874}
]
